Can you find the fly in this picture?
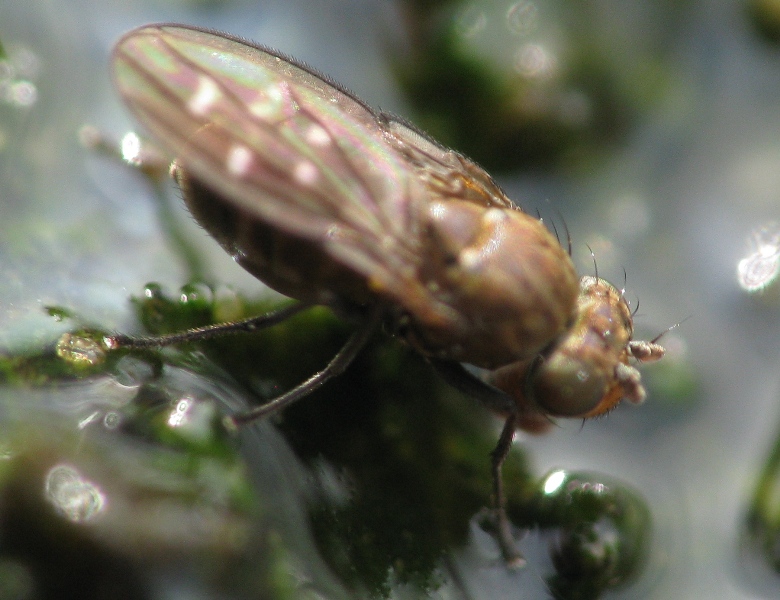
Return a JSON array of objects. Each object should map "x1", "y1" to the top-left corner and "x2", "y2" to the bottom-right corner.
[{"x1": 103, "y1": 23, "x2": 666, "y2": 567}]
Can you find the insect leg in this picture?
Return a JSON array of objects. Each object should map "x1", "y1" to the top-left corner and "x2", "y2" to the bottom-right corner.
[
  {"x1": 491, "y1": 413, "x2": 526, "y2": 568},
  {"x1": 429, "y1": 359, "x2": 530, "y2": 565},
  {"x1": 427, "y1": 358, "x2": 516, "y2": 414},
  {"x1": 103, "y1": 302, "x2": 313, "y2": 350},
  {"x1": 225, "y1": 306, "x2": 384, "y2": 428}
]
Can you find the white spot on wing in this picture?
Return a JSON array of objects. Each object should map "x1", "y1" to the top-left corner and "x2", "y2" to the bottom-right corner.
[
  {"x1": 294, "y1": 161, "x2": 318, "y2": 185},
  {"x1": 188, "y1": 75, "x2": 221, "y2": 116},
  {"x1": 249, "y1": 82, "x2": 299, "y2": 119},
  {"x1": 249, "y1": 84, "x2": 282, "y2": 118},
  {"x1": 305, "y1": 124, "x2": 331, "y2": 147},
  {"x1": 226, "y1": 144, "x2": 253, "y2": 177}
]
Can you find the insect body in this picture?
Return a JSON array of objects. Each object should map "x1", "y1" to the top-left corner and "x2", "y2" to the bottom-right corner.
[
  {"x1": 109, "y1": 24, "x2": 665, "y2": 566},
  {"x1": 113, "y1": 25, "x2": 578, "y2": 370}
]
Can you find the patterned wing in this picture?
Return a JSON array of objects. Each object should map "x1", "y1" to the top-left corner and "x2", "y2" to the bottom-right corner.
[
  {"x1": 112, "y1": 24, "x2": 517, "y2": 320},
  {"x1": 379, "y1": 114, "x2": 516, "y2": 211}
]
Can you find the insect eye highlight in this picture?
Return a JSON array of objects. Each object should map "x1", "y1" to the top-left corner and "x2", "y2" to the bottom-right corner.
[{"x1": 530, "y1": 354, "x2": 607, "y2": 417}]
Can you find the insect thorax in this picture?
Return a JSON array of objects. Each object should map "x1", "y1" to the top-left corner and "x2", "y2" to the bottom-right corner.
[
  {"x1": 176, "y1": 165, "x2": 580, "y2": 371},
  {"x1": 399, "y1": 198, "x2": 580, "y2": 369}
]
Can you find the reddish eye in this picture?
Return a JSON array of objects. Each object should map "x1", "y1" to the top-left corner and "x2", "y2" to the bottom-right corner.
[{"x1": 530, "y1": 353, "x2": 609, "y2": 417}]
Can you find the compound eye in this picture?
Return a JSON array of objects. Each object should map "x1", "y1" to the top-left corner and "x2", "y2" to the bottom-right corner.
[{"x1": 530, "y1": 355, "x2": 607, "y2": 417}]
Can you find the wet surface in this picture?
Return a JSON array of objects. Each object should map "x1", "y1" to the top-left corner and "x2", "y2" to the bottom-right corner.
[{"x1": 1, "y1": 1, "x2": 779, "y2": 598}]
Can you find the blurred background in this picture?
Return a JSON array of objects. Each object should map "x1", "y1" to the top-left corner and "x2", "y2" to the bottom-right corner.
[{"x1": 2, "y1": 0, "x2": 780, "y2": 598}]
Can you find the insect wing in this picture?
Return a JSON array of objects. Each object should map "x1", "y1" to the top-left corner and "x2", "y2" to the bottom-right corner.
[
  {"x1": 112, "y1": 24, "x2": 428, "y2": 298},
  {"x1": 379, "y1": 115, "x2": 515, "y2": 211}
]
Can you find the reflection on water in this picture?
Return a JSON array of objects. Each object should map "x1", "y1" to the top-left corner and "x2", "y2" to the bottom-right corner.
[
  {"x1": 167, "y1": 397, "x2": 192, "y2": 428},
  {"x1": 44, "y1": 464, "x2": 106, "y2": 523},
  {"x1": 737, "y1": 222, "x2": 780, "y2": 292},
  {"x1": 0, "y1": 42, "x2": 39, "y2": 109}
]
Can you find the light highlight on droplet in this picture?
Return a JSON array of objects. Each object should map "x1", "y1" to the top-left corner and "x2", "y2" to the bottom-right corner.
[
  {"x1": 121, "y1": 131, "x2": 142, "y2": 165},
  {"x1": 45, "y1": 464, "x2": 106, "y2": 523},
  {"x1": 737, "y1": 222, "x2": 780, "y2": 292},
  {"x1": 543, "y1": 469, "x2": 566, "y2": 494}
]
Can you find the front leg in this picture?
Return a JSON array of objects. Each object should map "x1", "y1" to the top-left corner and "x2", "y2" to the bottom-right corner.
[
  {"x1": 427, "y1": 357, "x2": 516, "y2": 414},
  {"x1": 428, "y1": 358, "x2": 528, "y2": 565},
  {"x1": 490, "y1": 413, "x2": 526, "y2": 568}
]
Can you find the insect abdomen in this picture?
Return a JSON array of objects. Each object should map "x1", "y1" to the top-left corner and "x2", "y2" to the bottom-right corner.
[{"x1": 177, "y1": 168, "x2": 377, "y2": 309}]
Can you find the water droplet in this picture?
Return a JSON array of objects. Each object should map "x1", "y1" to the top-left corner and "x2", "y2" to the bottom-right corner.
[
  {"x1": 45, "y1": 464, "x2": 106, "y2": 523},
  {"x1": 56, "y1": 333, "x2": 106, "y2": 366},
  {"x1": 506, "y1": 1, "x2": 539, "y2": 36},
  {"x1": 455, "y1": 4, "x2": 488, "y2": 39}
]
